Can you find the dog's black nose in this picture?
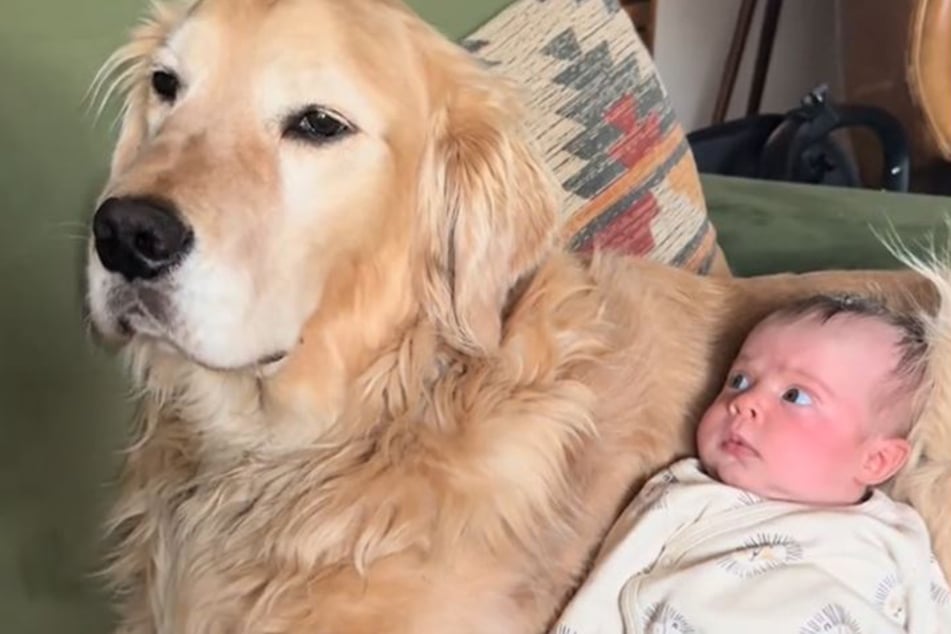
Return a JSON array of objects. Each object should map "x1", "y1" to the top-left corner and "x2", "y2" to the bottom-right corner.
[{"x1": 93, "y1": 197, "x2": 193, "y2": 281}]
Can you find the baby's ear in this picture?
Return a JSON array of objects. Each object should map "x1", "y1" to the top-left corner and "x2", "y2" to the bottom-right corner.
[{"x1": 858, "y1": 437, "x2": 911, "y2": 486}]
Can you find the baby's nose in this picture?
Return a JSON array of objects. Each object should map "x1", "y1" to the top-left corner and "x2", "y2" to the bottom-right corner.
[{"x1": 728, "y1": 391, "x2": 760, "y2": 421}]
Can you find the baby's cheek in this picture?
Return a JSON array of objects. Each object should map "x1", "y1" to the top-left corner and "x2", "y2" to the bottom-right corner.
[
  {"x1": 695, "y1": 414, "x2": 716, "y2": 449},
  {"x1": 769, "y1": 431, "x2": 827, "y2": 480},
  {"x1": 783, "y1": 435, "x2": 848, "y2": 485}
]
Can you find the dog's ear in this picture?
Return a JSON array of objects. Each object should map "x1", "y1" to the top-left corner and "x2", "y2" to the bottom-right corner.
[{"x1": 418, "y1": 73, "x2": 560, "y2": 356}]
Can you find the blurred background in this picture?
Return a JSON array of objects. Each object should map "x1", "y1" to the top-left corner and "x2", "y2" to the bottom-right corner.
[{"x1": 0, "y1": 1, "x2": 143, "y2": 631}]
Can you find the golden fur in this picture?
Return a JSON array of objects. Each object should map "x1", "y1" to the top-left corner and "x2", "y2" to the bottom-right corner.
[
  {"x1": 86, "y1": 1, "x2": 947, "y2": 632},
  {"x1": 888, "y1": 248, "x2": 951, "y2": 571}
]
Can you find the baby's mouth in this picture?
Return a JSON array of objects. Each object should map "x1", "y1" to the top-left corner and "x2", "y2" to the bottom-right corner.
[{"x1": 722, "y1": 433, "x2": 759, "y2": 458}]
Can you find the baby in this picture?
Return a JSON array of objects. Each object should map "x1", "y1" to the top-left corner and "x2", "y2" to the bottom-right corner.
[{"x1": 553, "y1": 294, "x2": 951, "y2": 634}]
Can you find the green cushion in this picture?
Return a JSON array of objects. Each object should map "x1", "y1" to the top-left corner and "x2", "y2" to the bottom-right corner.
[
  {"x1": 405, "y1": 0, "x2": 513, "y2": 39},
  {"x1": 705, "y1": 175, "x2": 951, "y2": 276}
]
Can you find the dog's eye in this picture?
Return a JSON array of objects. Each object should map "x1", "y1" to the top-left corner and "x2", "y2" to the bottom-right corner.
[
  {"x1": 151, "y1": 70, "x2": 180, "y2": 103},
  {"x1": 283, "y1": 108, "x2": 353, "y2": 143}
]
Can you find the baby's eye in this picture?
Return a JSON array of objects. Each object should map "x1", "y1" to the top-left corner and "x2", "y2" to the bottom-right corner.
[
  {"x1": 782, "y1": 388, "x2": 812, "y2": 406},
  {"x1": 728, "y1": 373, "x2": 750, "y2": 391}
]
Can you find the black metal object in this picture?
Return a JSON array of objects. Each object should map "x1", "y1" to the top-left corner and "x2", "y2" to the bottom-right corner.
[{"x1": 689, "y1": 86, "x2": 910, "y2": 192}]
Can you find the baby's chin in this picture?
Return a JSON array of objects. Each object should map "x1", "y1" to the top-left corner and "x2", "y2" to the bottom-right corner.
[
  {"x1": 704, "y1": 457, "x2": 771, "y2": 497},
  {"x1": 710, "y1": 462, "x2": 862, "y2": 505}
]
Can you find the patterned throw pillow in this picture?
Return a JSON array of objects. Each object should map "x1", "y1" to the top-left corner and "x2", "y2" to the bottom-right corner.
[{"x1": 463, "y1": 0, "x2": 726, "y2": 274}]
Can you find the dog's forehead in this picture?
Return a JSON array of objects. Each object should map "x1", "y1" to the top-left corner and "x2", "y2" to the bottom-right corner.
[
  {"x1": 172, "y1": 0, "x2": 341, "y2": 54},
  {"x1": 179, "y1": 0, "x2": 400, "y2": 52},
  {"x1": 165, "y1": 0, "x2": 418, "y2": 124}
]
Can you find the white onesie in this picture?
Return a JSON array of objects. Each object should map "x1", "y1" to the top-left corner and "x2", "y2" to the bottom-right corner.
[{"x1": 552, "y1": 458, "x2": 951, "y2": 633}]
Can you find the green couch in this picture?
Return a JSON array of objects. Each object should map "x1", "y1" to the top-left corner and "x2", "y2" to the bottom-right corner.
[{"x1": 1, "y1": 1, "x2": 949, "y2": 632}]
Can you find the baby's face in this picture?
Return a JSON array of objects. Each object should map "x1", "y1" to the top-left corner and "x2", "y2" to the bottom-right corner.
[{"x1": 697, "y1": 314, "x2": 903, "y2": 505}]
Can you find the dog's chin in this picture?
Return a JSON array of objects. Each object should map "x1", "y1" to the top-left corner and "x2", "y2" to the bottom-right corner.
[
  {"x1": 87, "y1": 264, "x2": 297, "y2": 373},
  {"x1": 94, "y1": 310, "x2": 289, "y2": 375},
  {"x1": 183, "y1": 348, "x2": 290, "y2": 375}
]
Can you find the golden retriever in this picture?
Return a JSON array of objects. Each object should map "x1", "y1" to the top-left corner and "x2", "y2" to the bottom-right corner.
[{"x1": 85, "y1": 0, "x2": 936, "y2": 632}]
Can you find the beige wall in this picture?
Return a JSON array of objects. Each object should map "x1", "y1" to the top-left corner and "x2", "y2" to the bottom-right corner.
[{"x1": 653, "y1": 0, "x2": 844, "y2": 132}]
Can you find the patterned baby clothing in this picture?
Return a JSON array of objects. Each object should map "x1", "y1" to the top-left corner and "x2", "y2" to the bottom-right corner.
[{"x1": 552, "y1": 458, "x2": 951, "y2": 633}]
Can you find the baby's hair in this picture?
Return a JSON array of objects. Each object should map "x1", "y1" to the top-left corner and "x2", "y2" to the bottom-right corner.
[{"x1": 765, "y1": 293, "x2": 929, "y2": 433}]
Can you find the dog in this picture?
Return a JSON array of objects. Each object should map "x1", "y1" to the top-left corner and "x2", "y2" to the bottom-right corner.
[{"x1": 85, "y1": 0, "x2": 934, "y2": 631}]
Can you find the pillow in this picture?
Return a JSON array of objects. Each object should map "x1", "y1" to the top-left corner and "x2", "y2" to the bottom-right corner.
[{"x1": 462, "y1": 0, "x2": 727, "y2": 275}]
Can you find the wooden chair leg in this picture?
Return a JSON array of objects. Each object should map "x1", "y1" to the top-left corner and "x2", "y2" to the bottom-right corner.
[
  {"x1": 746, "y1": 0, "x2": 784, "y2": 116},
  {"x1": 712, "y1": 0, "x2": 759, "y2": 125}
]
